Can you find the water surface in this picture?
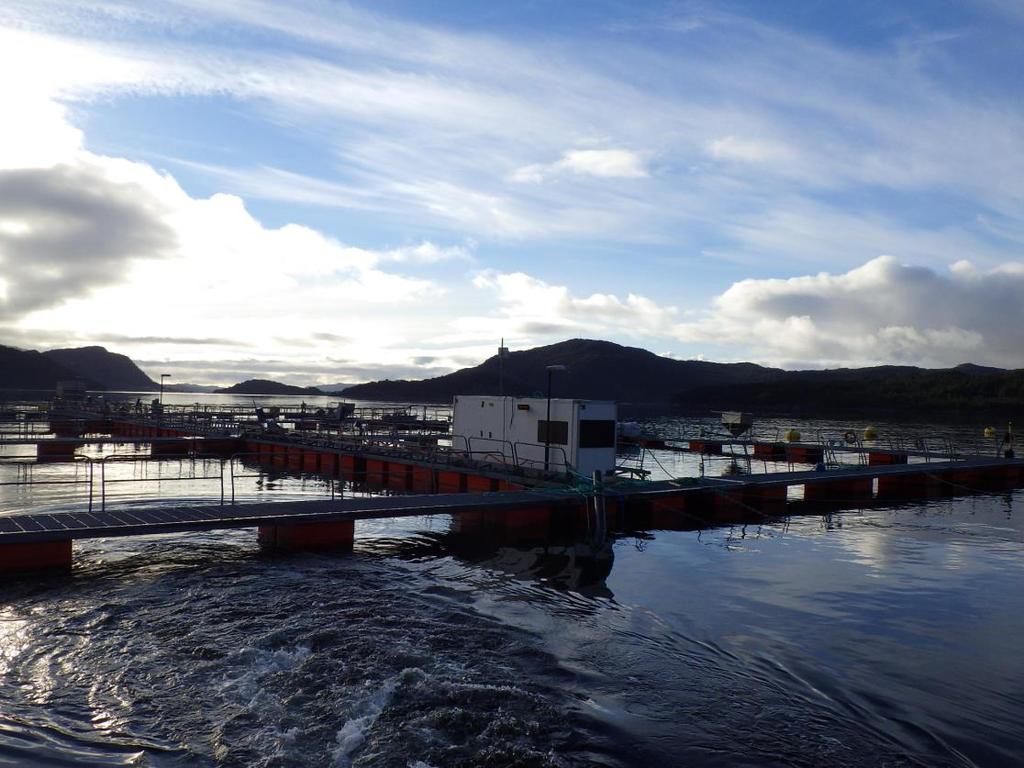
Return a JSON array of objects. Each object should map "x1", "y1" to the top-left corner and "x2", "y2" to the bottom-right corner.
[{"x1": 0, "y1": 410, "x2": 1021, "y2": 766}]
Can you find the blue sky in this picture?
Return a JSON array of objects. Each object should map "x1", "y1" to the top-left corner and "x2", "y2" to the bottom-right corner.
[{"x1": 1, "y1": 0, "x2": 1023, "y2": 384}]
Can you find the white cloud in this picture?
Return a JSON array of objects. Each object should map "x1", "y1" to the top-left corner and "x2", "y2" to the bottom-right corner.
[
  {"x1": 674, "y1": 256, "x2": 1024, "y2": 367},
  {"x1": 470, "y1": 271, "x2": 676, "y2": 339},
  {"x1": 705, "y1": 135, "x2": 795, "y2": 164},
  {"x1": 0, "y1": 161, "x2": 178, "y2": 318},
  {"x1": 0, "y1": 79, "x2": 450, "y2": 381},
  {"x1": 380, "y1": 242, "x2": 473, "y2": 264},
  {"x1": 512, "y1": 149, "x2": 649, "y2": 183},
  {"x1": 6, "y1": 0, "x2": 1024, "y2": 258}
]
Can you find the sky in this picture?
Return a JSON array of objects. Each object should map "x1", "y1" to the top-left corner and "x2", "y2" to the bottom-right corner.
[{"x1": 1, "y1": 0, "x2": 1023, "y2": 386}]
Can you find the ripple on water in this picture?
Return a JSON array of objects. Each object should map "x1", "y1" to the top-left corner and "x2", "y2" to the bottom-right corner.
[{"x1": 0, "y1": 539, "x2": 623, "y2": 767}]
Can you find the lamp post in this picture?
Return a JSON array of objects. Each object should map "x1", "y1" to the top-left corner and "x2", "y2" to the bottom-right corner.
[
  {"x1": 544, "y1": 364, "x2": 567, "y2": 472},
  {"x1": 497, "y1": 338, "x2": 509, "y2": 396},
  {"x1": 159, "y1": 374, "x2": 171, "y2": 407}
]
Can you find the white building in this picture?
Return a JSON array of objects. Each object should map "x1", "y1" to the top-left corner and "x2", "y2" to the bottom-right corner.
[{"x1": 452, "y1": 395, "x2": 617, "y2": 477}]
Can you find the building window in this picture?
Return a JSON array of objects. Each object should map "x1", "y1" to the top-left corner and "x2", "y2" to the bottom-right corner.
[
  {"x1": 579, "y1": 420, "x2": 616, "y2": 448},
  {"x1": 537, "y1": 420, "x2": 569, "y2": 445}
]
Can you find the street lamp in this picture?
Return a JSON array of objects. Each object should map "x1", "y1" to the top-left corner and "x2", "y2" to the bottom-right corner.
[{"x1": 544, "y1": 364, "x2": 567, "y2": 472}]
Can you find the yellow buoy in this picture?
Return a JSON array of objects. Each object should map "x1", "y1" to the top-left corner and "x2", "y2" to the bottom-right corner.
[
  {"x1": 784, "y1": 429, "x2": 801, "y2": 442},
  {"x1": 863, "y1": 426, "x2": 877, "y2": 440},
  {"x1": 984, "y1": 426, "x2": 997, "y2": 439}
]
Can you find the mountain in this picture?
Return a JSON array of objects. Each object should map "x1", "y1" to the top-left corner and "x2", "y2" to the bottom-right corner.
[
  {"x1": 342, "y1": 338, "x2": 783, "y2": 404},
  {"x1": 42, "y1": 346, "x2": 157, "y2": 391},
  {"x1": 215, "y1": 379, "x2": 325, "y2": 395},
  {"x1": 164, "y1": 383, "x2": 219, "y2": 393},
  {"x1": 0, "y1": 345, "x2": 93, "y2": 390},
  {"x1": 341, "y1": 338, "x2": 1024, "y2": 417},
  {"x1": 683, "y1": 366, "x2": 1024, "y2": 416}
]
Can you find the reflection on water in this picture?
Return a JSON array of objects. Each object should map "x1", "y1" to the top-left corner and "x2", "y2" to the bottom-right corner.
[{"x1": 0, "y1": 414, "x2": 1023, "y2": 766}]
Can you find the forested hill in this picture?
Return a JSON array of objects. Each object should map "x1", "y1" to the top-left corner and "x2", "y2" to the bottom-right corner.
[
  {"x1": 342, "y1": 339, "x2": 1023, "y2": 417},
  {"x1": 215, "y1": 379, "x2": 324, "y2": 395},
  {"x1": 0, "y1": 345, "x2": 155, "y2": 391},
  {"x1": 342, "y1": 338, "x2": 782, "y2": 403},
  {"x1": 0, "y1": 345, "x2": 92, "y2": 390},
  {"x1": 681, "y1": 365, "x2": 1024, "y2": 417},
  {"x1": 42, "y1": 346, "x2": 157, "y2": 391}
]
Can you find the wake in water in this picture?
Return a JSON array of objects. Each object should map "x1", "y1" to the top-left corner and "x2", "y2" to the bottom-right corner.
[{"x1": 0, "y1": 534, "x2": 621, "y2": 767}]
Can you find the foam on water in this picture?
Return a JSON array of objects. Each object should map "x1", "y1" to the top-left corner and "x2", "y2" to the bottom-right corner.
[{"x1": 332, "y1": 673, "x2": 403, "y2": 766}]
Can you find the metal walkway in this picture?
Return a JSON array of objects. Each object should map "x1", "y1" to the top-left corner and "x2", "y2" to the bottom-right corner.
[
  {"x1": 635, "y1": 456, "x2": 1023, "y2": 495},
  {"x1": 2, "y1": 455, "x2": 1020, "y2": 546},
  {"x1": 0, "y1": 489, "x2": 577, "y2": 544}
]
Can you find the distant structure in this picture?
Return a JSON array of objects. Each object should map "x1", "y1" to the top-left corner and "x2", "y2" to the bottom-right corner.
[
  {"x1": 55, "y1": 380, "x2": 87, "y2": 401},
  {"x1": 452, "y1": 395, "x2": 617, "y2": 477}
]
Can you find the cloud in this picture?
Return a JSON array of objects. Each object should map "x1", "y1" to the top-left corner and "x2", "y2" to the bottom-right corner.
[
  {"x1": 705, "y1": 135, "x2": 795, "y2": 164},
  {"x1": 674, "y1": 256, "x2": 1024, "y2": 367},
  {"x1": 3, "y1": 0, "x2": 1024, "y2": 378},
  {"x1": 471, "y1": 270, "x2": 677, "y2": 339},
  {"x1": 8, "y1": 0, "x2": 1024, "y2": 259},
  {"x1": 312, "y1": 332, "x2": 349, "y2": 342},
  {"x1": 512, "y1": 149, "x2": 649, "y2": 183},
  {"x1": 76, "y1": 334, "x2": 245, "y2": 346},
  {"x1": 0, "y1": 149, "x2": 438, "y2": 325},
  {"x1": 380, "y1": 242, "x2": 473, "y2": 264},
  {"x1": 0, "y1": 162, "x2": 178, "y2": 318}
]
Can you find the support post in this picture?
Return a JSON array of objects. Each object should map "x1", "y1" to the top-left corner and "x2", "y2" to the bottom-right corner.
[
  {"x1": 257, "y1": 520, "x2": 355, "y2": 552},
  {"x1": 0, "y1": 539, "x2": 72, "y2": 575}
]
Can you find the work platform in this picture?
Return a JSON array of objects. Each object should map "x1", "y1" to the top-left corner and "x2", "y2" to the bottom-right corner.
[
  {"x1": 0, "y1": 489, "x2": 574, "y2": 545},
  {"x1": 2, "y1": 455, "x2": 1021, "y2": 576},
  {"x1": 2, "y1": 402, "x2": 1022, "y2": 578}
]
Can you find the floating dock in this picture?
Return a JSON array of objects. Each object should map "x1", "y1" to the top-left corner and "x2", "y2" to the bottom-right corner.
[{"x1": 1, "y1": 405, "x2": 1022, "y2": 576}]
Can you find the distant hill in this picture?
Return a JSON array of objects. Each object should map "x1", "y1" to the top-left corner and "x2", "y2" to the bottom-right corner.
[
  {"x1": 342, "y1": 338, "x2": 782, "y2": 404},
  {"x1": 164, "y1": 383, "x2": 219, "y2": 394},
  {"x1": 42, "y1": 346, "x2": 157, "y2": 391},
  {"x1": 215, "y1": 379, "x2": 325, "y2": 396},
  {"x1": 341, "y1": 338, "x2": 1024, "y2": 417},
  {"x1": 0, "y1": 344, "x2": 156, "y2": 391},
  {"x1": 682, "y1": 366, "x2": 1024, "y2": 417},
  {"x1": 0, "y1": 345, "x2": 93, "y2": 390}
]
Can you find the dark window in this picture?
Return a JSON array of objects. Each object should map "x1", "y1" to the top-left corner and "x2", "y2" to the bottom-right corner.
[
  {"x1": 537, "y1": 420, "x2": 569, "y2": 445},
  {"x1": 579, "y1": 419, "x2": 616, "y2": 448}
]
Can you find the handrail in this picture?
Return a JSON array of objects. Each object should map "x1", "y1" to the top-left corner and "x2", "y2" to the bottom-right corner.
[
  {"x1": 512, "y1": 441, "x2": 571, "y2": 473},
  {"x1": 99, "y1": 452, "x2": 226, "y2": 511}
]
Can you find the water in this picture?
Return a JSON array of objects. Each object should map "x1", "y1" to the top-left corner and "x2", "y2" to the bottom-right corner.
[{"x1": 0, "y1": 408, "x2": 1022, "y2": 767}]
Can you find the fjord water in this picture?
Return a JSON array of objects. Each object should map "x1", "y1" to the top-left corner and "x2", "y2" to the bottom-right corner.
[{"x1": 1, "y1": 400, "x2": 1022, "y2": 767}]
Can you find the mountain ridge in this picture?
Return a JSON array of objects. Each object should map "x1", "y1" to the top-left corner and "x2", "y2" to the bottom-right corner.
[
  {"x1": 0, "y1": 344, "x2": 154, "y2": 391},
  {"x1": 342, "y1": 338, "x2": 784, "y2": 403},
  {"x1": 42, "y1": 346, "x2": 157, "y2": 391},
  {"x1": 2, "y1": 338, "x2": 1021, "y2": 417},
  {"x1": 215, "y1": 379, "x2": 325, "y2": 396},
  {"x1": 341, "y1": 338, "x2": 1023, "y2": 416}
]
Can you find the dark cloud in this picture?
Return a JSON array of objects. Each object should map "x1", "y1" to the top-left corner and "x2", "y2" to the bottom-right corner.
[
  {"x1": 676, "y1": 256, "x2": 1024, "y2": 367},
  {"x1": 411, "y1": 355, "x2": 437, "y2": 365},
  {"x1": 0, "y1": 163, "x2": 177, "y2": 319},
  {"x1": 519, "y1": 321, "x2": 578, "y2": 335},
  {"x1": 273, "y1": 333, "x2": 349, "y2": 347},
  {"x1": 83, "y1": 334, "x2": 246, "y2": 346}
]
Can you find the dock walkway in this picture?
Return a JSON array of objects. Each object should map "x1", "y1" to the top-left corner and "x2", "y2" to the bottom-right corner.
[
  {"x1": 0, "y1": 489, "x2": 575, "y2": 545},
  {"x1": 3, "y1": 455, "x2": 1020, "y2": 547}
]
